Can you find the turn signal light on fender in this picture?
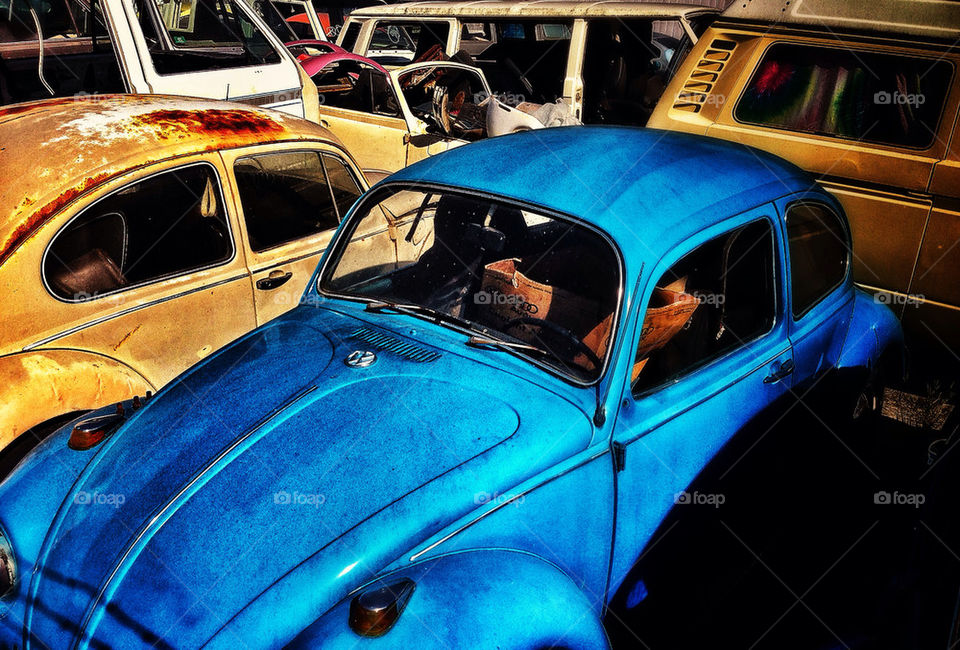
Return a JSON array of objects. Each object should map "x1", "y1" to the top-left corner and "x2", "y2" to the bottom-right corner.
[
  {"x1": 348, "y1": 578, "x2": 416, "y2": 637},
  {"x1": 68, "y1": 412, "x2": 125, "y2": 451}
]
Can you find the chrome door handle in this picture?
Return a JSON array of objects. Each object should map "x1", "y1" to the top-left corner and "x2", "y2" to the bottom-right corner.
[
  {"x1": 763, "y1": 358, "x2": 795, "y2": 384},
  {"x1": 256, "y1": 271, "x2": 292, "y2": 290}
]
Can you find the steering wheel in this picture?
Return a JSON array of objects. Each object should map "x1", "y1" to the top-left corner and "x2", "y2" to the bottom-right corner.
[{"x1": 504, "y1": 316, "x2": 602, "y2": 370}]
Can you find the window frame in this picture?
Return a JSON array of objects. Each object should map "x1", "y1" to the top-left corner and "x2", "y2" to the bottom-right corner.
[
  {"x1": 315, "y1": 180, "x2": 627, "y2": 388},
  {"x1": 232, "y1": 150, "x2": 361, "y2": 254},
  {"x1": 42, "y1": 161, "x2": 236, "y2": 304},
  {"x1": 631, "y1": 215, "x2": 781, "y2": 399},
  {"x1": 784, "y1": 199, "x2": 851, "y2": 321},
  {"x1": 732, "y1": 40, "x2": 956, "y2": 152}
]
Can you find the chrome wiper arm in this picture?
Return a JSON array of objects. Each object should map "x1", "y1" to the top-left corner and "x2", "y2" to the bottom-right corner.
[
  {"x1": 364, "y1": 300, "x2": 465, "y2": 328},
  {"x1": 466, "y1": 336, "x2": 541, "y2": 353}
]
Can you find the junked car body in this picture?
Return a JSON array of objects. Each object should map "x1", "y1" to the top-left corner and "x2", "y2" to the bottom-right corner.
[
  {"x1": 0, "y1": 0, "x2": 319, "y2": 119},
  {"x1": 0, "y1": 95, "x2": 365, "y2": 456},
  {"x1": 307, "y1": 51, "x2": 493, "y2": 172},
  {"x1": 338, "y1": 1, "x2": 718, "y2": 126},
  {"x1": 0, "y1": 127, "x2": 900, "y2": 648},
  {"x1": 648, "y1": 0, "x2": 960, "y2": 352}
]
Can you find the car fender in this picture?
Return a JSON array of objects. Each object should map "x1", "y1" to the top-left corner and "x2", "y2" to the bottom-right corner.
[
  {"x1": 286, "y1": 549, "x2": 611, "y2": 650},
  {"x1": 0, "y1": 349, "x2": 153, "y2": 449},
  {"x1": 836, "y1": 289, "x2": 903, "y2": 371}
]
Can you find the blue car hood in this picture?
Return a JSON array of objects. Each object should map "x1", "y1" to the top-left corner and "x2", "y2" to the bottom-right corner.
[{"x1": 24, "y1": 306, "x2": 592, "y2": 648}]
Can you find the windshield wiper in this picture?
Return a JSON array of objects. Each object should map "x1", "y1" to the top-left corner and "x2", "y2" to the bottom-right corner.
[
  {"x1": 364, "y1": 300, "x2": 465, "y2": 328},
  {"x1": 466, "y1": 335, "x2": 562, "y2": 364}
]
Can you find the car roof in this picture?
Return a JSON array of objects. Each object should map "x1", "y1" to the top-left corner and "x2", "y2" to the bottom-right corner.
[
  {"x1": 0, "y1": 94, "x2": 344, "y2": 266},
  {"x1": 720, "y1": 0, "x2": 960, "y2": 42},
  {"x1": 386, "y1": 126, "x2": 813, "y2": 266},
  {"x1": 350, "y1": 1, "x2": 715, "y2": 20}
]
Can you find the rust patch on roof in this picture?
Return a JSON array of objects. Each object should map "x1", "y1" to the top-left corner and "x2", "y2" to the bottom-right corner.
[
  {"x1": 0, "y1": 172, "x2": 112, "y2": 266},
  {"x1": 129, "y1": 109, "x2": 286, "y2": 140}
]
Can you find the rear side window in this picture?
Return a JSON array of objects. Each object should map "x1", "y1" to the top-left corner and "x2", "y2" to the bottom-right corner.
[
  {"x1": 786, "y1": 202, "x2": 849, "y2": 318},
  {"x1": 45, "y1": 164, "x2": 232, "y2": 301},
  {"x1": 234, "y1": 151, "x2": 361, "y2": 252},
  {"x1": 633, "y1": 220, "x2": 776, "y2": 394},
  {"x1": 736, "y1": 43, "x2": 953, "y2": 149}
]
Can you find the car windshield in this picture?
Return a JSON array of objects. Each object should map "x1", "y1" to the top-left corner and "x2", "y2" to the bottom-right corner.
[{"x1": 320, "y1": 186, "x2": 621, "y2": 382}]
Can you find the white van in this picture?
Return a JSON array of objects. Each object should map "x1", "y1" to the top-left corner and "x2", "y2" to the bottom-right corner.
[
  {"x1": 337, "y1": 1, "x2": 717, "y2": 126},
  {"x1": 0, "y1": 0, "x2": 318, "y2": 120}
]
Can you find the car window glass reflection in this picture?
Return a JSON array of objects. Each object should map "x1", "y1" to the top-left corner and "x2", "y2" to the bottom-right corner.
[
  {"x1": 322, "y1": 188, "x2": 621, "y2": 381},
  {"x1": 632, "y1": 219, "x2": 776, "y2": 394},
  {"x1": 45, "y1": 164, "x2": 232, "y2": 301},
  {"x1": 234, "y1": 151, "x2": 352, "y2": 253}
]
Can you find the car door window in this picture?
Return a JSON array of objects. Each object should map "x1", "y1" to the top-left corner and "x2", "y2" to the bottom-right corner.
[
  {"x1": 735, "y1": 43, "x2": 953, "y2": 149},
  {"x1": 45, "y1": 163, "x2": 233, "y2": 301},
  {"x1": 786, "y1": 202, "x2": 849, "y2": 318},
  {"x1": 234, "y1": 150, "x2": 360, "y2": 252},
  {"x1": 312, "y1": 60, "x2": 400, "y2": 116},
  {"x1": 632, "y1": 219, "x2": 776, "y2": 394},
  {"x1": 134, "y1": 0, "x2": 281, "y2": 74}
]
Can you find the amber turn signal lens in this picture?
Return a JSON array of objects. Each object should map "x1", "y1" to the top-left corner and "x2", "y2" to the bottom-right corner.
[
  {"x1": 68, "y1": 413, "x2": 125, "y2": 451},
  {"x1": 348, "y1": 578, "x2": 416, "y2": 637}
]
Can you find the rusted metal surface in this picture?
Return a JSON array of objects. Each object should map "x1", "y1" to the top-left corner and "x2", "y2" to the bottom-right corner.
[
  {"x1": 350, "y1": 1, "x2": 717, "y2": 19},
  {"x1": 0, "y1": 94, "x2": 342, "y2": 267},
  {"x1": 0, "y1": 350, "x2": 153, "y2": 448}
]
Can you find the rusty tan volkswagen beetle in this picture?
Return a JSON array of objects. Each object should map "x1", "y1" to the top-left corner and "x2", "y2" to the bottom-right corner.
[{"x1": 0, "y1": 95, "x2": 367, "y2": 459}]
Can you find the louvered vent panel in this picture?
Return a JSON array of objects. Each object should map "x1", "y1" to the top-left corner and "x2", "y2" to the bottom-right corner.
[
  {"x1": 672, "y1": 38, "x2": 737, "y2": 113},
  {"x1": 349, "y1": 327, "x2": 442, "y2": 363}
]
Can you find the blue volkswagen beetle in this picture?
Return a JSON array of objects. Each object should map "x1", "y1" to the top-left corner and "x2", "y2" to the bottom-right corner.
[{"x1": 0, "y1": 128, "x2": 900, "y2": 648}]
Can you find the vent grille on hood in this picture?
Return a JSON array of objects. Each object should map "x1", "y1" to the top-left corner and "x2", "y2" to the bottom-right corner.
[
  {"x1": 672, "y1": 38, "x2": 737, "y2": 113},
  {"x1": 349, "y1": 327, "x2": 442, "y2": 363}
]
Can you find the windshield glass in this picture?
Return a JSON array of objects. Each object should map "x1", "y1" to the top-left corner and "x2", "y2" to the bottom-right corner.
[{"x1": 320, "y1": 186, "x2": 621, "y2": 382}]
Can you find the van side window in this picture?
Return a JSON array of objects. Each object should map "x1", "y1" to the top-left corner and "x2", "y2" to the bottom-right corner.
[
  {"x1": 134, "y1": 0, "x2": 281, "y2": 75},
  {"x1": 45, "y1": 164, "x2": 232, "y2": 300},
  {"x1": 735, "y1": 43, "x2": 952, "y2": 149},
  {"x1": 466, "y1": 20, "x2": 572, "y2": 106},
  {"x1": 234, "y1": 151, "x2": 358, "y2": 252},
  {"x1": 338, "y1": 21, "x2": 361, "y2": 51},
  {"x1": 0, "y1": 0, "x2": 124, "y2": 104},
  {"x1": 632, "y1": 220, "x2": 776, "y2": 394},
  {"x1": 582, "y1": 19, "x2": 680, "y2": 126},
  {"x1": 786, "y1": 202, "x2": 849, "y2": 318},
  {"x1": 367, "y1": 20, "x2": 449, "y2": 66}
]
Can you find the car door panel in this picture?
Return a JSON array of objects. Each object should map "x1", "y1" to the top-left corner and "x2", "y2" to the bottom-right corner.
[
  {"x1": 609, "y1": 209, "x2": 793, "y2": 590},
  {"x1": 317, "y1": 107, "x2": 409, "y2": 172},
  {"x1": 222, "y1": 144, "x2": 366, "y2": 325}
]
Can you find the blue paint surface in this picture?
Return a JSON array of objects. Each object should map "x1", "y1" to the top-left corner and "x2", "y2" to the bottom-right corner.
[{"x1": 0, "y1": 128, "x2": 897, "y2": 649}]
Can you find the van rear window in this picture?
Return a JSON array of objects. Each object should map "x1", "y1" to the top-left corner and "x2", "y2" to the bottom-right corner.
[{"x1": 735, "y1": 43, "x2": 953, "y2": 149}]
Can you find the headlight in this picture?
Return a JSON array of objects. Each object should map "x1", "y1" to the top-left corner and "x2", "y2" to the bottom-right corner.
[{"x1": 0, "y1": 528, "x2": 15, "y2": 599}]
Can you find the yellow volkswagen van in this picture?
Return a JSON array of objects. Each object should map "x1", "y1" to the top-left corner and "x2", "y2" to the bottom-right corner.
[{"x1": 648, "y1": 0, "x2": 960, "y2": 353}]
